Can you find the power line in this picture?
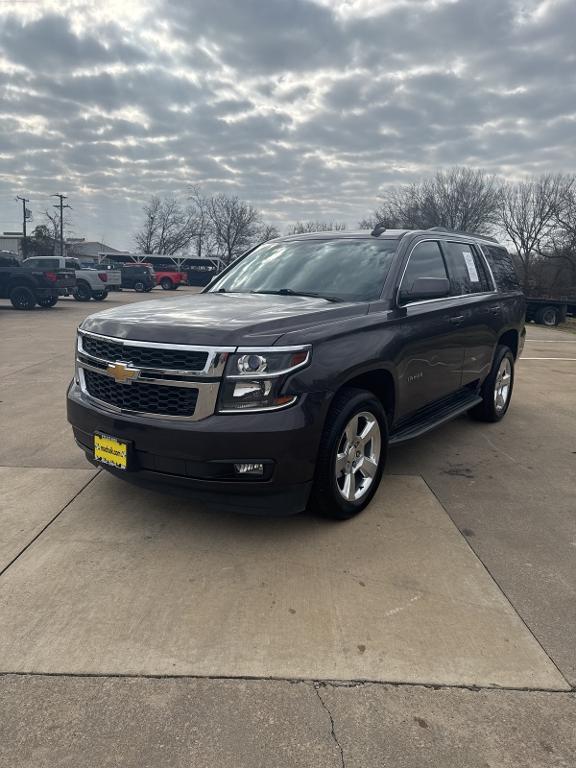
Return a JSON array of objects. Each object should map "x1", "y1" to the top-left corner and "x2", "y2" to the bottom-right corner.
[
  {"x1": 15, "y1": 195, "x2": 30, "y2": 238},
  {"x1": 52, "y1": 193, "x2": 71, "y2": 258}
]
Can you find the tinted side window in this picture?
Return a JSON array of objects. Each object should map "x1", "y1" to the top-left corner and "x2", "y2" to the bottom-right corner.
[
  {"x1": 65, "y1": 259, "x2": 80, "y2": 269},
  {"x1": 482, "y1": 245, "x2": 521, "y2": 291},
  {"x1": 442, "y1": 242, "x2": 492, "y2": 294},
  {"x1": 28, "y1": 258, "x2": 60, "y2": 270},
  {"x1": 399, "y1": 241, "x2": 448, "y2": 302}
]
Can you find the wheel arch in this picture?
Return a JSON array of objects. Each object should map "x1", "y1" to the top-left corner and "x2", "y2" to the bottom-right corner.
[
  {"x1": 498, "y1": 328, "x2": 519, "y2": 359},
  {"x1": 337, "y1": 367, "x2": 396, "y2": 426},
  {"x1": 7, "y1": 277, "x2": 36, "y2": 293}
]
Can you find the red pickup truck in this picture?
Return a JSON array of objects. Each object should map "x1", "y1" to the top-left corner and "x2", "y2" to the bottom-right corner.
[{"x1": 153, "y1": 267, "x2": 188, "y2": 291}]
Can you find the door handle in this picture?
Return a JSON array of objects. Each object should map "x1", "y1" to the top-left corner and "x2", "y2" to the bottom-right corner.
[
  {"x1": 449, "y1": 315, "x2": 465, "y2": 325},
  {"x1": 483, "y1": 306, "x2": 501, "y2": 315}
]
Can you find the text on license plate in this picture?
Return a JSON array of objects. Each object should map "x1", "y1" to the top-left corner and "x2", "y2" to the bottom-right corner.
[{"x1": 94, "y1": 433, "x2": 127, "y2": 470}]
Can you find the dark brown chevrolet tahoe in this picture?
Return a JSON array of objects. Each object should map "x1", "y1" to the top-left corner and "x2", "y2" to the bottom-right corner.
[{"x1": 67, "y1": 226, "x2": 525, "y2": 519}]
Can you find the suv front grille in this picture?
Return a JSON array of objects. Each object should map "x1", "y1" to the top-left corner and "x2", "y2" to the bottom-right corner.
[
  {"x1": 84, "y1": 370, "x2": 198, "y2": 417},
  {"x1": 82, "y1": 335, "x2": 209, "y2": 371}
]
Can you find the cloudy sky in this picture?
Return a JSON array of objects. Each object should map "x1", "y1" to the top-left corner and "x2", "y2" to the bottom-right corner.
[{"x1": 0, "y1": 0, "x2": 575, "y2": 250}]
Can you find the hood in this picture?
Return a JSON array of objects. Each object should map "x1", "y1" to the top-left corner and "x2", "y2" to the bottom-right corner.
[{"x1": 80, "y1": 292, "x2": 368, "y2": 346}]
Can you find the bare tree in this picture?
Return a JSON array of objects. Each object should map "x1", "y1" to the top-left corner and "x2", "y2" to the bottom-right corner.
[
  {"x1": 204, "y1": 193, "x2": 263, "y2": 264},
  {"x1": 364, "y1": 168, "x2": 500, "y2": 234},
  {"x1": 554, "y1": 176, "x2": 576, "y2": 252},
  {"x1": 498, "y1": 174, "x2": 565, "y2": 289},
  {"x1": 286, "y1": 221, "x2": 346, "y2": 235},
  {"x1": 258, "y1": 224, "x2": 281, "y2": 242},
  {"x1": 134, "y1": 196, "x2": 199, "y2": 255}
]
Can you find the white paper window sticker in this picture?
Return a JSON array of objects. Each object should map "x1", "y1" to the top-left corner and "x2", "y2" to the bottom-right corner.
[{"x1": 462, "y1": 250, "x2": 479, "y2": 283}]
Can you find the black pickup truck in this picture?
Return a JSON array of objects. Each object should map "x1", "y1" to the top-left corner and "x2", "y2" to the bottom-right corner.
[
  {"x1": 67, "y1": 227, "x2": 525, "y2": 518},
  {"x1": 0, "y1": 253, "x2": 76, "y2": 309}
]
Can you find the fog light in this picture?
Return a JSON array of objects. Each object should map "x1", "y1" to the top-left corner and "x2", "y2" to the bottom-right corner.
[{"x1": 234, "y1": 463, "x2": 264, "y2": 475}]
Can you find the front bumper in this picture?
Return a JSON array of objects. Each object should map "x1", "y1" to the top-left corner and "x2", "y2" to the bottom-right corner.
[{"x1": 67, "y1": 381, "x2": 330, "y2": 514}]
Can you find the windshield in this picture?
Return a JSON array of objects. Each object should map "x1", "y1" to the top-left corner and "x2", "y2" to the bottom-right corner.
[{"x1": 209, "y1": 238, "x2": 398, "y2": 302}]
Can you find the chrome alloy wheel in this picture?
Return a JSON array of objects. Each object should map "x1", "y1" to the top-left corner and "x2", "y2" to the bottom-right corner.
[
  {"x1": 335, "y1": 411, "x2": 381, "y2": 502},
  {"x1": 494, "y1": 357, "x2": 512, "y2": 413}
]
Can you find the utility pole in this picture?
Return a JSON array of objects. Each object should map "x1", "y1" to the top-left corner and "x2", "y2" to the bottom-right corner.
[
  {"x1": 51, "y1": 193, "x2": 71, "y2": 258},
  {"x1": 16, "y1": 195, "x2": 30, "y2": 238}
]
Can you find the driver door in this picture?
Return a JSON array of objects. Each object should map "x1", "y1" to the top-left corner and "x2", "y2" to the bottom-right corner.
[{"x1": 395, "y1": 240, "x2": 465, "y2": 419}]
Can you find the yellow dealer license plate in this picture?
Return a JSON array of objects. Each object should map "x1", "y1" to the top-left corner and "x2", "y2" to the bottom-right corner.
[{"x1": 94, "y1": 433, "x2": 128, "y2": 470}]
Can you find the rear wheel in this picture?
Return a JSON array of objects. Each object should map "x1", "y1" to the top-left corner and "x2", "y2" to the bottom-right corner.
[
  {"x1": 10, "y1": 285, "x2": 37, "y2": 310},
  {"x1": 92, "y1": 290, "x2": 108, "y2": 301},
  {"x1": 73, "y1": 281, "x2": 91, "y2": 302},
  {"x1": 469, "y1": 345, "x2": 515, "y2": 423},
  {"x1": 537, "y1": 306, "x2": 560, "y2": 326},
  {"x1": 37, "y1": 295, "x2": 58, "y2": 308},
  {"x1": 134, "y1": 281, "x2": 145, "y2": 292},
  {"x1": 308, "y1": 388, "x2": 388, "y2": 520},
  {"x1": 160, "y1": 277, "x2": 173, "y2": 290}
]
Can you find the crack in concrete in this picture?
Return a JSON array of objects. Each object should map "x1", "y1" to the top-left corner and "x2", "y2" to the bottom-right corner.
[
  {"x1": 0, "y1": 671, "x2": 573, "y2": 694},
  {"x1": 0, "y1": 470, "x2": 101, "y2": 580},
  {"x1": 314, "y1": 682, "x2": 345, "y2": 768}
]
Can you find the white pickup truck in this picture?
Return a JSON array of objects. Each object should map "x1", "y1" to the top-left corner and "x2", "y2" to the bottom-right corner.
[{"x1": 23, "y1": 256, "x2": 121, "y2": 302}]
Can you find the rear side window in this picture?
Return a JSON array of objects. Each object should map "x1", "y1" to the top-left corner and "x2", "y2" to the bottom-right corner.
[
  {"x1": 442, "y1": 242, "x2": 492, "y2": 294},
  {"x1": 65, "y1": 259, "x2": 80, "y2": 269},
  {"x1": 28, "y1": 258, "x2": 60, "y2": 270},
  {"x1": 481, "y1": 245, "x2": 521, "y2": 291},
  {"x1": 399, "y1": 241, "x2": 447, "y2": 302}
]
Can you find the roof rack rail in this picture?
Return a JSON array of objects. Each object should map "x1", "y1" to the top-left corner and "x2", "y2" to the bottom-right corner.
[
  {"x1": 426, "y1": 226, "x2": 498, "y2": 244},
  {"x1": 371, "y1": 223, "x2": 387, "y2": 237}
]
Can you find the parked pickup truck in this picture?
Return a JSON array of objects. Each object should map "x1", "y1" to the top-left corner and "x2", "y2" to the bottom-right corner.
[
  {"x1": 67, "y1": 227, "x2": 525, "y2": 518},
  {"x1": 0, "y1": 252, "x2": 76, "y2": 309},
  {"x1": 24, "y1": 256, "x2": 121, "y2": 301},
  {"x1": 153, "y1": 266, "x2": 188, "y2": 291}
]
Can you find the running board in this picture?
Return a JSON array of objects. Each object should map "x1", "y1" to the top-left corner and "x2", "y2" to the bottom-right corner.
[{"x1": 389, "y1": 391, "x2": 482, "y2": 445}]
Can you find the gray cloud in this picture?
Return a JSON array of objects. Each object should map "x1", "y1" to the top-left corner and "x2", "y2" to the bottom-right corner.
[
  {"x1": 0, "y1": 0, "x2": 575, "y2": 248},
  {"x1": 0, "y1": 13, "x2": 145, "y2": 71}
]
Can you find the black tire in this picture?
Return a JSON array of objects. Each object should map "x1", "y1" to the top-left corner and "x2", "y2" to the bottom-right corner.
[
  {"x1": 536, "y1": 306, "x2": 560, "y2": 326},
  {"x1": 92, "y1": 290, "x2": 108, "y2": 301},
  {"x1": 308, "y1": 387, "x2": 388, "y2": 520},
  {"x1": 134, "y1": 281, "x2": 145, "y2": 292},
  {"x1": 73, "y1": 281, "x2": 92, "y2": 302},
  {"x1": 469, "y1": 345, "x2": 515, "y2": 423},
  {"x1": 9, "y1": 284, "x2": 37, "y2": 310},
  {"x1": 160, "y1": 277, "x2": 173, "y2": 290},
  {"x1": 37, "y1": 295, "x2": 58, "y2": 308}
]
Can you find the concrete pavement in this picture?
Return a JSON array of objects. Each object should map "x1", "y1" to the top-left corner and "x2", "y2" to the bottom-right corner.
[{"x1": 0, "y1": 291, "x2": 574, "y2": 766}]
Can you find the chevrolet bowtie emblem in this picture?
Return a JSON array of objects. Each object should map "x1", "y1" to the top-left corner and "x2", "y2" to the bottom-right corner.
[{"x1": 107, "y1": 361, "x2": 140, "y2": 384}]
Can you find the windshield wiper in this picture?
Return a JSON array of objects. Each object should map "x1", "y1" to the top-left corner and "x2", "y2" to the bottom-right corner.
[{"x1": 250, "y1": 288, "x2": 342, "y2": 303}]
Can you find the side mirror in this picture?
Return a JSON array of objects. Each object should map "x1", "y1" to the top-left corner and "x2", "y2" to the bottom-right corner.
[{"x1": 400, "y1": 277, "x2": 450, "y2": 303}]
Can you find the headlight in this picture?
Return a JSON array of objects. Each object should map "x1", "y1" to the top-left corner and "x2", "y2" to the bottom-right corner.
[{"x1": 218, "y1": 346, "x2": 311, "y2": 412}]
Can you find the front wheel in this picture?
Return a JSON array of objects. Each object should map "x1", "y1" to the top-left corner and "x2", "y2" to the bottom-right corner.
[
  {"x1": 10, "y1": 285, "x2": 37, "y2": 310},
  {"x1": 308, "y1": 388, "x2": 388, "y2": 520},
  {"x1": 133, "y1": 281, "x2": 145, "y2": 292},
  {"x1": 37, "y1": 295, "x2": 58, "y2": 308},
  {"x1": 469, "y1": 345, "x2": 515, "y2": 423},
  {"x1": 92, "y1": 290, "x2": 108, "y2": 301}
]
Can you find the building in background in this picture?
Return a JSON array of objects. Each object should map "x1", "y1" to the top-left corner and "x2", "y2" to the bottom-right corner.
[
  {"x1": 65, "y1": 239, "x2": 128, "y2": 264},
  {"x1": 0, "y1": 232, "x2": 24, "y2": 257}
]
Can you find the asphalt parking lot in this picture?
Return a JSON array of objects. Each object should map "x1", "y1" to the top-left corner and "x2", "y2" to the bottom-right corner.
[{"x1": 1, "y1": 289, "x2": 575, "y2": 767}]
